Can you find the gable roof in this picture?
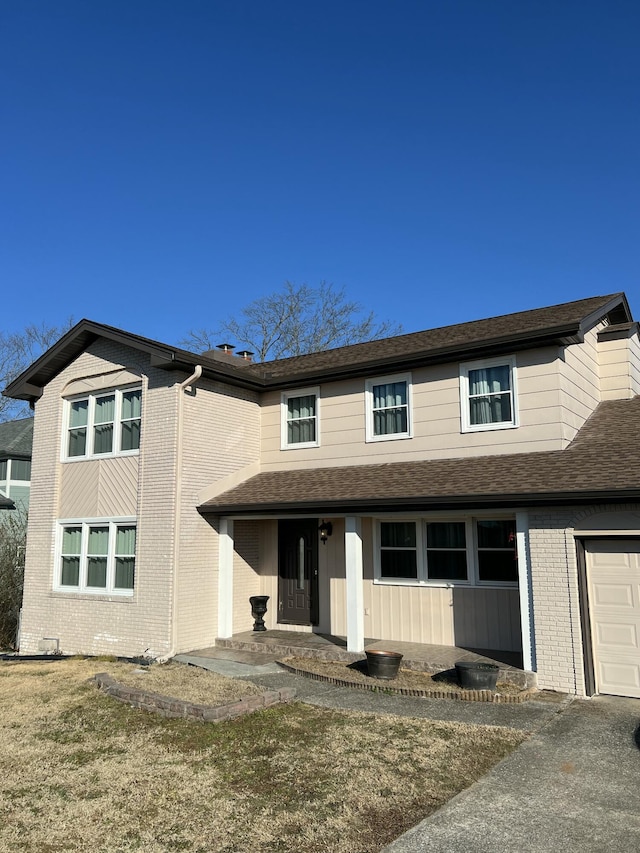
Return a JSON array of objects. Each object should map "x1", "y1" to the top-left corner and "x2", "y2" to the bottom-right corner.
[
  {"x1": 199, "y1": 396, "x2": 640, "y2": 514},
  {"x1": 3, "y1": 293, "x2": 631, "y2": 402},
  {"x1": 242, "y1": 292, "x2": 631, "y2": 384},
  {"x1": 0, "y1": 417, "x2": 33, "y2": 459}
]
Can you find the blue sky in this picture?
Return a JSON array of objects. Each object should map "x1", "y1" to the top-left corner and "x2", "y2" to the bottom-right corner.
[{"x1": 2, "y1": 1, "x2": 638, "y2": 348}]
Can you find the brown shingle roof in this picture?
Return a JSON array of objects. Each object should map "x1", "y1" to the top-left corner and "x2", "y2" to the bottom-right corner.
[
  {"x1": 242, "y1": 293, "x2": 628, "y2": 382},
  {"x1": 200, "y1": 397, "x2": 640, "y2": 514},
  {"x1": 4, "y1": 293, "x2": 630, "y2": 402}
]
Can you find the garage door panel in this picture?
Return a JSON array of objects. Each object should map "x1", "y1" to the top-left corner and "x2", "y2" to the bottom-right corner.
[
  {"x1": 598, "y1": 662, "x2": 640, "y2": 695},
  {"x1": 586, "y1": 539, "x2": 640, "y2": 699},
  {"x1": 594, "y1": 621, "x2": 638, "y2": 649},
  {"x1": 591, "y1": 582, "x2": 635, "y2": 607}
]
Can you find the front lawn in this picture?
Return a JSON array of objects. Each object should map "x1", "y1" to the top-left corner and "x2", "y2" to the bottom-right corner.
[{"x1": 0, "y1": 659, "x2": 526, "y2": 852}]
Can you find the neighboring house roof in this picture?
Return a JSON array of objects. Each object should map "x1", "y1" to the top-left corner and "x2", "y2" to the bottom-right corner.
[
  {"x1": 3, "y1": 293, "x2": 631, "y2": 402},
  {"x1": 0, "y1": 417, "x2": 34, "y2": 460},
  {"x1": 199, "y1": 397, "x2": 640, "y2": 515}
]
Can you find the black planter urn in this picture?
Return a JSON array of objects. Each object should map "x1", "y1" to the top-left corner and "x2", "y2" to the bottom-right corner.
[
  {"x1": 455, "y1": 660, "x2": 499, "y2": 691},
  {"x1": 249, "y1": 595, "x2": 269, "y2": 632},
  {"x1": 365, "y1": 650, "x2": 403, "y2": 680}
]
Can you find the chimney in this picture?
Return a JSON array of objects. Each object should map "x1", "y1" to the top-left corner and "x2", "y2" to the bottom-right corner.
[
  {"x1": 236, "y1": 350, "x2": 254, "y2": 362},
  {"x1": 216, "y1": 343, "x2": 235, "y2": 357}
]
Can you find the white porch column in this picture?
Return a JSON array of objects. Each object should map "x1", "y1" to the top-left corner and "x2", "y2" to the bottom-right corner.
[
  {"x1": 345, "y1": 516, "x2": 364, "y2": 653},
  {"x1": 516, "y1": 511, "x2": 536, "y2": 672},
  {"x1": 218, "y1": 518, "x2": 234, "y2": 639}
]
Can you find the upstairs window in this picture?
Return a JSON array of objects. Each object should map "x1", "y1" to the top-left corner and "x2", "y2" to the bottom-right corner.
[
  {"x1": 366, "y1": 373, "x2": 412, "y2": 441},
  {"x1": 57, "y1": 520, "x2": 136, "y2": 595},
  {"x1": 281, "y1": 388, "x2": 319, "y2": 449},
  {"x1": 65, "y1": 388, "x2": 141, "y2": 460},
  {"x1": 460, "y1": 357, "x2": 517, "y2": 432}
]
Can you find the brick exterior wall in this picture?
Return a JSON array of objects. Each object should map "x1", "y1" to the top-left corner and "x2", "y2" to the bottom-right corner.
[
  {"x1": 20, "y1": 339, "x2": 179, "y2": 657},
  {"x1": 20, "y1": 342, "x2": 262, "y2": 659},
  {"x1": 174, "y1": 379, "x2": 260, "y2": 653}
]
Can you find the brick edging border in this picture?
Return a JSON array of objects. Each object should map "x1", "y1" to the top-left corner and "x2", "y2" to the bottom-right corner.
[
  {"x1": 94, "y1": 673, "x2": 296, "y2": 722},
  {"x1": 277, "y1": 661, "x2": 537, "y2": 703}
]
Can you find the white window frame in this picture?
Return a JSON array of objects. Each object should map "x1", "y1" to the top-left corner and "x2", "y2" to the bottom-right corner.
[
  {"x1": 365, "y1": 372, "x2": 413, "y2": 442},
  {"x1": 54, "y1": 518, "x2": 136, "y2": 596},
  {"x1": 280, "y1": 386, "x2": 320, "y2": 450},
  {"x1": 373, "y1": 514, "x2": 518, "y2": 588},
  {"x1": 459, "y1": 355, "x2": 518, "y2": 433},
  {"x1": 62, "y1": 386, "x2": 142, "y2": 461},
  {"x1": 0, "y1": 458, "x2": 31, "y2": 500}
]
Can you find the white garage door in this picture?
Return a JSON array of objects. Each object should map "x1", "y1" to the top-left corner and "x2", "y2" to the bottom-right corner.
[{"x1": 586, "y1": 539, "x2": 640, "y2": 698}]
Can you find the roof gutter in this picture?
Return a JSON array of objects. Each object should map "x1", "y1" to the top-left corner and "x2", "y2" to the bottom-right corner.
[{"x1": 199, "y1": 487, "x2": 640, "y2": 517}]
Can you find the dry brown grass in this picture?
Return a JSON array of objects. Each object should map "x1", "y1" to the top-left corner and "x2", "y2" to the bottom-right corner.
[{"x1": 0, "y1": 658, "x2": 527, "y2": 853}]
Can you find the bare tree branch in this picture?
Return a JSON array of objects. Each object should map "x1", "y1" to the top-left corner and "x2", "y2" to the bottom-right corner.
[
  {"x1": 0, "y1": 319, "x2": 74, "y2": 422},
  {"x1": 179, "y1": 282, "x2": 402, "y2": 361}
]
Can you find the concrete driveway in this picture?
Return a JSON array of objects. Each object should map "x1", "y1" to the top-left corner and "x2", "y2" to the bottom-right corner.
[{"x1": 384, "y1": 695, "x2": 640, "y2": 853}]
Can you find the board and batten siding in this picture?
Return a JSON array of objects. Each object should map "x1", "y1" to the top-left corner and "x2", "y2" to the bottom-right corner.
[
  {"x1": 246, "y1": 518, "x2": 521, "y2": 651},
  {"x1": 259, "y1": 345, "x2": 574, "y2": 472},
  {"x1": 19, "y1": 338, "x2": 179, "y2": 658}
]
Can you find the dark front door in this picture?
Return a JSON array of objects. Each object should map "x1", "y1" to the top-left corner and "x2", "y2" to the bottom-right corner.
[{"x1": 278, "y1": 519, "x2": 319, "y2": 625}]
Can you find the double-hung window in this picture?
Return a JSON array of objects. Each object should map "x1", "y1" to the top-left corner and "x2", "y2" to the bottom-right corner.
[
  {"x1": 66, "y1": 387, "x2": 141, "y2": 459},
  {"x1": 57, "y1": 520, "x2": 136, "y2": 595},
  {"x1": 476, "y1": 519, "x2": 518, "y2": 583},
  {"x1": 281, "y1": 387, "x2": 319, "y2": 449},
  {"x1": 379, "y1": 521, "x2": 419, "y2": 579},
  {"x1": 366, "y1": 373, "x2": 412, "y2": 441},
  {"x1": 426, "y1": 521, "x2": 468, "y2": 581},
  {"x1": 459, "y1": 356, "x2": 517, "y2": 432},
  {"x1": 376, "y1": 517, "x2": 517, "y2": 586}
]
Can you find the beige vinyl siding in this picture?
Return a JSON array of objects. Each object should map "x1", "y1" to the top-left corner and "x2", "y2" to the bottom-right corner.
[
  {"x1": 631, "y1": 335, "x2": 640, "y2": 395},
  {"x1": 558, "y1": 322, "x2": 602, "y2": 440},
  {"x1": 599, "y1": 330, "x2": 640, "y2": 401},
  {"x1": 174, "y1": 377, "x2": 261, "y2": 653},
  {"x1": 19, "y1": 339, "x2": 177, "y2": 658},
  {"x1": 260, "y1": 346, "x2": 568, "y2": 470}
]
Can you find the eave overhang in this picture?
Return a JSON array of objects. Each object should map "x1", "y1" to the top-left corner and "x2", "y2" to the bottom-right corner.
[
  {"x1": 199, "y1": 488, "x2": 640, "y2": 517},
  {"x1": 4, "y1": 293, "x2": 632, "y2": 403}
]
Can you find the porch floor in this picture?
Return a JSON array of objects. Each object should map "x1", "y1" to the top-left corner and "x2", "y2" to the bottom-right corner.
[{"x1": 184, "y1": 630, "x2": 531, "y2": 686}]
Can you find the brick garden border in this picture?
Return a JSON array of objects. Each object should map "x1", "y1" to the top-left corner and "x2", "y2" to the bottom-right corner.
[
  {"x1": 94, "y1": 672, "x2": 296, "y2": 722},
  {"x1": 278, "y1": 660, "x2": 538, "y2": 703}
]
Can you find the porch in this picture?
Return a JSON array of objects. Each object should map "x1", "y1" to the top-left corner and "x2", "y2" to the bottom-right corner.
[{"x1": 183, "y1": 629, "x2": 534, "y2": 687}]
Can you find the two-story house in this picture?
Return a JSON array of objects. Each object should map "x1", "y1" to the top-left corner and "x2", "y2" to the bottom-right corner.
[{"x1": 5, "y1": 293, "x2": 640, "y2": 698}]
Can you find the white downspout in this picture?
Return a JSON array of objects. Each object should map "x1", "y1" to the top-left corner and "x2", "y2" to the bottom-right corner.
[{"x1": 168, "y1": 365, "x2": 202, "y2": 659}]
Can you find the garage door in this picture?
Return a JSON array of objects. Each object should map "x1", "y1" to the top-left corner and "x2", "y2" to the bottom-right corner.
[{"x1": 586, "y1": 539, "x2": 640, "y2": 698}]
